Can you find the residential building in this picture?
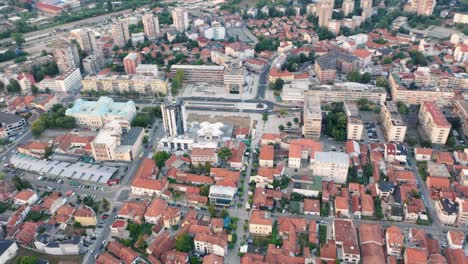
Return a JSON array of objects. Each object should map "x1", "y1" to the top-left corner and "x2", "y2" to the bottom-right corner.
[
  {"x1": 118, "y1": 201, "x2": 147, "y2": 224},
  {"x1": 161, "y1": 98, "x2": 185, "y2": 137},
  {"x1": 359, "y1": 223, "x2": 385, "y2": 264},
  {"x1": 419, "y1": 101, "x2": 451, "y2": 144},
  {"x1": 344, "y1": 101, "x2": 363, "y2": 140},
  {"x1": 225, "y1": 42, "x2": 254, "y2": 60},
  {"x1": 82, "y1": 54, "x2": 104, "y2": 75},
  {"x1": 17, "y1": 141, "x2": 48, "y2": 158},
  {"x1": 52, "y1": 39, "x2": 80, "y2": 73},
  {"x1": 291, "y1": 175, "x2": 322, "y2": 197},
  {"x1": 414, "y1": 148, "x2": 433, "y2": 161},
  {"x1": 436, "y1": 199, "x2": 459, "y2": 226},
  {"x1": 55, "y1": 68, "x2": 82, "y2": 93},
  {"x1": 249, "y1": 210, "x2": 273, "y2": 236},
  {"x1": 314, "y1": 50, "x2": 358, "y2": 83},
  {"x1": 288, "y1": 139, "x2": 323, "y2": 169},
  {"x1": 65, "y1": 97, "x2": 136, "y2": 129},
  {"x1": 223, "y1": 64, "x2": 245, "y2": 94},
  {"x1": 170, "y1": 65, "x2": 224, "y2": 84},
  {"x1": 259, "y1": 145, "x2": 274, "y2": 168},
  {"x1": 404, "y1": 0, "x2": 436, "y2": 16},
  {"x1": 16, "y1": 73, "x2": 36, "y2": 94},
  {"x1": 0, "y1": 240, "x2": 18, "y2": 264},
  {"x1": 333, "y1": 219, "x2": 360, "y2": 263},
  {"x1": 70, "y1": 28, "x2": 98, "y2": 52},
  {"x1": 303, "y1": 94, "x2": 322, "y2": 139},
  {"x1": 142, "y1": 13, "x2": 160, "y2": 40},
  {"x1": 209, "y1": 185, "x2": 236, "y2": 206},
  {"x1": 342, "y1": 0, "x2": 355, "y2": 16},
  {"x1": 317, "y1": 0, "x2": 334, "y2": 27},
  {"x1": 191, "y1": 146, "x2": 218, "y2": 165},
  {"x1": 136, "y1": 64, "x2": 159, "y2": 77},
  {"x1": 204, "y1": 22, "x2": 226, "y2": 40},
  {"x1": 13, "y1": 190, "x2": 38, "y2": 205},
  {"x1": 404, "y1": 248, "x2": 428, "y2": 264},
  {"x1": 454, "y1": 12, "x2": 468, "y2": 24},
  {"x1": 311, "y1": 152, "x2": 349, "y2": 184},
  {"x1": 73, "y1": 206, "x2": 97, "y2": 226},
  {"x1": 457, "y1": 199, "x2": 468, "y2": 227},
  {"x1": 112, "y1": 21, "x2": 130, "y2": 47},
  {"x1": 299, "y1": 83, "x2": 386, "y2": 105},
  {"x1": 447, "y1": 231, "x2": 464, "y2": 249},
  {"x1": 123, "y1": 53, "x2": 141, "y2": 75},
  {"x1": 131, "y1": 158, "x2": 168, "y2": 197},
  {"x1": 335, "y1": 196, "x2": 350, "y2": 218},
  {"x1": 0, "y1": 112, "x2": 26, "y2": 136},
  {"x1": 386, "y1": 226, "x2": 404, "y2": 256},
  {"x1": 172, "y1": 7, "x2": 189, "y2": 32},
  {"x1": 304, "y1": 199, "x2": 320, "y2": 215},
  {"x1": 82, "y1": 74, "x2": 168, "y2": 95},
  {"x1": 381, "y1": 101, "x2": 407, "y2": 142},
  {"x1": 360, "y1": 0, "x2": 373, "y2": 19},
  {"x1": 194, "y1": 232, "x2": 228, "y2": 257},
  {"x1": 144, "y1": 198, "x2": 167, "y2": 224}
]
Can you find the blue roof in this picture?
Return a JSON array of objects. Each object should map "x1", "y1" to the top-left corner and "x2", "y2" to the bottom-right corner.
[{"x1": 65, "y1": 97, "x2": 136, "y2": 118}]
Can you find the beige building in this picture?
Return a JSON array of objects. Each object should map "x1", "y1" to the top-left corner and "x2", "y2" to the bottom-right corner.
[
  {"x1": 73, "y1": 206, "x2": 97, "y2": 227},
  {"x1": 70, "y1": 28, "x2": 98, "y2": 52},
  {"x1": 317, "y1": 0, "x2": 334, "y2": 27},
  {"x1": 344, "y1": 101, "x2": 363, "y2": 140},
  {"x1": 381, "y1": 101, "x2": 407, "y2": 142},
  {"x1": 311, "y1": 152, "x2": 349, "y2": 184},
  {"x1": 419, "y1": 101, "x2": 451, "y2": 144},
  {"x1": 142, "y1": 13, "x2": 160, "y2": 40},
  {"x1": 404, "y1": 0, "x2": 436, "y2": 16},
  {"x1": 303, "y1": 94, "x2": 322, "y2": 139},
  {"x1": 457, "y1": 199, "x2": 468, "y2": 227},
  {"x1": 454, "y1": 12, "x2": 468, "y2": 24},
  {"x1": 301, "y1": 83, "x2": 387, "y2": 105},
  {"x1": 435, "y1": 199, "x2": 458, "y2": 226},
  {"x1": 342, "y1": 0, "x2": 355, "y2": 16},
  {"x1": 112, "y1": 21, "x2": 130, "y2": 47},
  {"x1": 170, "y1": 65, "x2": 224, "y2": 84},
  {"x1": 52, "y1": 39, "x2": 80, "y2": 73},
  {"x1": 249, "y1": 210, "x2": 273, "y2": 236},
  {"x1": 453, "y1": 100, "x2": 468, "y2": 138},
  {"x1": 82, "y1": 74, "x2": 168, "y2": 95},
  {"x1": 172, "y1": 7, "x2": 189, "y2": 32}
]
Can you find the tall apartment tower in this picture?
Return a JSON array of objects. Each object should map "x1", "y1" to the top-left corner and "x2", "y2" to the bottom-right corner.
[
  {"x1": 161, "y1": 98, "x2": 186, "y2": 137},
  {"x1": 123, "y1": 53, "x2": 141, "y2": 75},
  {"x1": 360, "y1": 0, "x2": 373, "y2": 19},
  {"x1": 303, "y1": 93, "x2": 322, "y2": 139},
  {"x1": 112, "y1": 21, "x2": 130, "y2": 47},
  {"x1": 52, "y1": 40, "x2": 80, "y2": 73},
  {"x1": 412, "y1": 0, "x2": 436, "y2": 16},
  {"x1": 70, "y1": 28, "x2": 98, "y2": 52},
  {"x1": 342, "y1": 0, "x2": 355, "y2": 16},
  {"x1": 142, "y1": 13, "x2": 160, "y2": 40},
  {"x1": 172, "y1": 7, "x2": 189, "y2": 32},
  {"x1": 317, "y1": 0, "x2": 334, "y2": 28}
]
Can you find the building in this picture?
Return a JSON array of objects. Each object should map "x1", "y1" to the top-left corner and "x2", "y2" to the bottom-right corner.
[
  {"x1": 194, "y1": 233, "x2": 228, "y2": 257},
  {"x1": 419, "y1": 101, "x2": 451, "y2": 144},
  {"x1": 453, "y1": 12, "x2": 468, "y2": 24},
  {"x1": 161, "y1": 98, "x2": 185, "y2": 137},
  {"x1": 259, "y1": 145, "x2": 274, "y2": 168},
  {"x1": 303, "y1": 94, "x2": 322, "y2": 139},
  {"x1": 436, "y1": 199, "x2": 459, "y2": 226},
  {"x1": 342, "y1": 0, "x2": 355, "y2": 16},
  {"x1": 191, "y1": 146, "x2": 218, "y2": 165},
  {"x1": 457, "y1": 199, "x2": 468, "y2": 227},
  {"x1": 172, "y1": 7, "x2": 189, "y2": 32},
  {"x1": 52, "y1": 39, "x2": 80, "y2": 73},
  {"x1": 311, "y1": 152, "x2": 349, "y2": 184},
  {"x1": 73, "y1": 206, "x2": 97, "y2": 226},
  {"x1": 249, "y1": 210, "x2": 273, "y2": 236},
  {"x1": 55, "y1": 68, "x2": 82, "y2": 93},
  {"x1": 91, "y1": 121, "x2": 144, "y2": 161},
  {"x1": 82, "y1": 54, "x2": 104, "y2": 75},
  {"x1": 317, "y1": 0, "x2": 334, "y2": 27},
  {"x1": 299, "y1": 83, "x2": 386, "y2": 105},
  {"x1": 447, "y1": 231, "x2": 464, "y2": 249},
  {"x1": 82, "y1": 74, "x2": 167, "y2": 95},
  {"x1": 223, "y1": 64, "x2": 245, "y2": 94},
  {"x1": 314, "y1": 50, "x2": 359, "y2": 83},
  {"x1": 404, "y1": 248, "x2": 428, "y2": 264},
  {"x1": 360, "y1": 0, "x2": 373, "y2": 19},
  {"x1": 123, "y1": 53, "x2": 141, "y2": 75},
  {"x1": 112, "y1": 21, "x2": 130, "y2": 47},
  {"x1": 453, "y1": 100, "x2": 468, "y2": 137},
  {"x1": 136, "y1": 64, "x2": 159, "y2": 77},
  {"x1": 209, "y1": 185, "x2": 236, "y2": 206},
  {"x1": 0, "y1": 240, "x2": 18, "y2": 264},
  {"x1": 0, "y1": 112, "x2": 26, "y2": 136},
  {"x1": 65, "y1": 97, "x2": 136, "y2": 129},
  {"x1": 16, "y1": 73, "x2": 36, "y2": 94},
  {"x1": 381, "y1": 101, "x2": 407, "y2": 142},
  {"x1": 70, "y1": 28, "x2": 98, "y2": 52},
  {"x1": 204, "y1": 22, "x2": 226, "y2": 40},
  {"x1": 404, "y1": 0, "x2": 435, "y2": 16},
  {"x1": 14, "y1": 189, "x2": 38, "y2": 205},
  {"x1": 170, "y1": 65, "x2": 224, "y2": 84},
  {"x1": 333, "y1": 219, "x2": 360, "y2": 264},
  {"x1": 386, "y1": 226, "x2": 404, "y2": 256},
  {"x1": 142, "y1": 13, "x2": 160, "y2": 40},
  {"x1": 344, "y1": 101, "x2": 363, "y2": 140},
  {"x1": 131, "y1": 158, "x2": 168, "y2": 197}
]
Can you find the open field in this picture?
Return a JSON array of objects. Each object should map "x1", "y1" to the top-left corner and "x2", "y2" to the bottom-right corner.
[{"x1": 8, "y1": 247, "x2": 82, "y2": 264}]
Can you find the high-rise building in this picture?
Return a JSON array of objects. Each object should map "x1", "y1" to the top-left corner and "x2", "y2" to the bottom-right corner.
[
  {"x1": 342, "y1": 0, "x2": 355, "y2": 16},
  {"x1": 70, "y1": 28, "x2": 98, "y2": 52},
  {"x1": 404, "y1": 0, "x2": 435, "y2": 16},
  {"x1": 317, "y1": 0, "x2": 334, "y2": 28},
  {"x1": 112, "y1": 21, "x2": 130, "y2": 47},
  {"x1": 142, "y1": 13, "x2": 160, "y2": 40},
  {"x1": 303, "y1": 94, "x2": 322, "y2": 139},
  {"x1": 123, "y1": 53, "x2": 141, "y2": 75},
  {"x1": 172, "y1": 7, "x2": 189, "y2": 32},
  {"x1": 360, "y1": 0, "x2": 373, "y2": 19},
  {"x1": 380, "y1": 101, "x2": 407, "y2": 142},
  {"x1": 418, "y1": 101, "x2": 451, "y2": 144},
  {"x1": 344, "y1": 101, "x2": 363, "y2": 141},
  {"x1": 52, "y1": 40, "x2": 80, "y2": 73},
  {"x1": 161, "y1": 98, "x2": 185, "y2": 137}
]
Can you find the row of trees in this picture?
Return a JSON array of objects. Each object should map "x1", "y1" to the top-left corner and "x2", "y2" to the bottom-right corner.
[
  {"x1": 31, "y1": 104, "x2": 76, "y2": 136},
  {"x1": 171, "y1": 69, "x2": 185, "y2": 95}
]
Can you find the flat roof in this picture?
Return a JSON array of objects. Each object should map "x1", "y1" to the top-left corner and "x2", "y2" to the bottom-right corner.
[
  {"x1": 0, "y1": 112, "x2": 24, "y2": 125},
  {"x1": 171, "y1": 64, "x2": 225, "y2": 70},
  {"x1": 121, "y1": 127, "x2": 144, "y2": 145},
  {"x1": 315, "y1": 152, "x2": 349, "y2": 165}
]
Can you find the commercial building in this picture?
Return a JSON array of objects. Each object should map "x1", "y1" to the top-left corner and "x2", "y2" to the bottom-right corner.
[
  {"x1": 82, "y1": 74, "x2": 168, "y2": 95},
  {"x1": 0, "y1": 112, "x2": 26, "y2": 136},
  {"x1": 419, "y1": 101, "x2": 451, "y2": 144},
  {"x1": 209, "y1": 185, "x2": 236, "y2": 206},
  {"x1": 314, "y1": 50, "x2": 358, "y2": 83},
  {"x1": 65, "y1": 97, "x2": 136, "y2": 129},
  {"x1": 311, "y1": 152, "x2": 349, "y2": 184},
  {"x1": 55, "y1": 68, "x2": 82, "y2": 93},
  {"x1": 301, "y1": 83, "x2": 386, "y2": 105},
  {"x1": 161, "y1": 98, "x2": 185, "y2": 137},
  {"x1": 70, "y1": 28, "x2": 98, "y2": 52},
  {"x1": 381, "y1": 101, "x2": 407, "y2": 142},
  {"x1": 123, "y1": 53, "x2": 141, "y2": 75},
  {"x1": 344, "y1": 101, "x2": 363, "y2": 140},
  {"x1": 172, "y1": 7, "x2": 189, "y2": 32},
  {"x1": 170, "y1": 65, "x2": 224, "y2": 84},
  {"x1": 142, "y1": 13, "x2": 160, "y2": 40},
  {"x1": 91, "y1": 121, "x2": 144, "y2": 162},
  {"x1": 112, "y1": 21, "x2": 130, "y2": 47},
  {"x1": 317, "y1": 0, "x2": 334, "y2": 27},
  {"x1": 52, "y1": 39, "x2": 80, "y2": 73},
  {"x1": 302, "y1": 94, "x2": 322, "y2": 139}
]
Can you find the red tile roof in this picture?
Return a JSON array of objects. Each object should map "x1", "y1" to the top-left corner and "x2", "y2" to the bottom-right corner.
[
  {"x1": 259, "y1": 145, "x2": 274, "y2": 161},
  {"x1": 423, "y1": 101, "x2": 450, "y2": 128}
]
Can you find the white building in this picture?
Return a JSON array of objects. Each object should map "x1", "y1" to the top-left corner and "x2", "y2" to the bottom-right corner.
[
  {"x1": 172, "y1": 7, "x2": 189, "y2": 32},
  {"x1": 204, "y1": 22, "x2": 225, "y2": 40},
  {"x1": 0, "y1": 240, "x2": 18, "y2": 264},
  {"x1": 161, "y1": 98, "x2": 185, "y2": 137},
  {"x1": 194, "y1": 233, "x2": 227, "y2": 257},
  {"x1": 55, "y1": 68, "x2": 82, "y2": 93},
  {"x1": 311, "y1": 152, "x2": 349, "y2": 184},
  {"x1": 209, "y1": 185, "x2": 236, "y2": 206}
]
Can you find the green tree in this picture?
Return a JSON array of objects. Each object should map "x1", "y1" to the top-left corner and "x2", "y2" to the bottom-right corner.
[
  {"x1": 396, "y1": 101, "x2": 409, "y2": 115},
  {"x1": 175, "y1": 234, "x2": 194, "y2": 252},
  {"x1": 44, "y1": 146, "x2": 53, "y2": 159},
  {"x1": 16, "y1": 256, "x2": 39, "y2": 264},
  {"x1": 7, "y1": 79, "x2": 21, "y2": 94},
  {"x1": 286, "y1": 122, "x2": 292, "y2": 127},
  {"x1": 293, "y1": 117, "x2": 299, "y2": 124},
  {"x1": 12, "y1": 33, "x2": 25, "y2": 48},
  {"x1": 153, "y1": 151, "x2": 171, "y2": 169},
  {"x1": 171, "y1": 69, "x2": 185, "y2": 95},
  {"x1": 279, "y1": 125, "x2": 285, "y2": 131},
  {"x1": 200, "y1": 185, "x2": 210, "y2": 196},
  {"x1": 347, "y1": 70, "x2": 362, "y2": 83},
  {"x1": 262, "y1": 113, "x2": 268, "y2": 121},
  {"x1": 218, "y1": 147, "x2": 232, "y2": 164},
  {"x1": 31, "y1": 85, "x2": 39, "y2": 95}
]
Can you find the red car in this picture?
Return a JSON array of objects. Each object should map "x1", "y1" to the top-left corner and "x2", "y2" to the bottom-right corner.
[{"x1": 101, "y1": 214, "x2": 109, "y2": 219}]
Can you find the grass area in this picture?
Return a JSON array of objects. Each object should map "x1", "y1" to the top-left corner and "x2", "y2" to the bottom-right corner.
[
  {"x1": 7, "y1": 247, "x2": 82, "y2": 264},
  {"x1": 417, "y1": 161, "x2": 428, "y2": 181}
]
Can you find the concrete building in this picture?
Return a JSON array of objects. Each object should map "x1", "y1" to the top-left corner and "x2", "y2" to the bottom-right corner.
[
  {"x1": 142, "y1": 13, "x2": 160, "y2": 40},
  {"x1": 299, "y1": 83, "x2": 386, "y2": 105},
  {"x1": 344, "y1": 101, "x2": 363, "y2": 140},
  {"x1": 204, "y1": 21, "x2": 225, "y2": 40},
  {"x1": 303, "y1": 94, "x2": 322, "y2": 139},
  {"x1": 16, "y1": 73, "x2": 36, "y2": 94},
  {"x1": 112, "y1": 21, "x2": 130, "y2": 47},
  {"x1": 0, "y1": 240, "x2": 18, "y2": 264},
  {"x1": 223, "y1": 64, "x2": 245, "y2": 94},
  {"x1": 314, "y1": 50, "x2": 358, "y2": 83},
  {"x1": 91, "y1": 121, "x2": 144, "y2": 162},
  {"x1": 135, "y1": 64, "x2": 158, "y2": 77},
  {"x1": 381, "y1": 101, "x2": 407, "y2": 142},
  {"x1": 70, "y1": 28, "x2": 98, "y2": 52},
  {"x1": 311, "y1": 152, "x2": 349, "y2": 184},
  {"x1": 82, "y1": 53, "x2": 104, "y2": 75},
  {"x1": 453, "y1": 12, "x2": 468, "y2": 24},
  {"x1": 194, "y1": 233, "x2": 227, "y2": 257},
  {"x1": 52, "y1": 39, "x2": 80, "y2": 73},
  {"x1": 249, "y1": 210, "x2": 273, "y2": 236},
  {"x1": 404, "y1": 0, "x2": 435, "y2": 16},
  {"x1": 170, "y1": 65, "x2": 224, "y2": 84},
  {"x1": 161, "y1": 98, "x2": 185, "y2": 137},
  {"x1": 360, "y1": 0, "x2": 373, "y2": 19},
  {"x1": 457, "y1": 199, "x2": 468, "y2": 227},
  {"x1": 435, "y1": 198, "x2": 458, "y2": 226},
  {"x1": 55, "y1": 68, "x2": 82, "y2": 93},
  {"x1": 342, "y1": 0, "x2": 355, "y2": 16},
  {"x1": 0, "y1": 112, "x2": 26, "y2": 136},
  {"x1": 172, "y1": 7, "x2": 189, "y2": 32},
  {"x1": 123, "y1": 53, "x2": 141, "y2": 75},
  {"x1": 333, "y1": 219, "x2": 360, "y2": 263},
  {"x1": 82, "y1": 74, "x2": 168, "y2": 95},
  {"x1": 65, "y1": 97, "x2": 136, "y2": 129},
  {"x1": 209, "y1": 185, "x2": 236, "y2": 206},
  {"x1": 317, "y1": 0, "x2": 334, "y2": 27},
  {"x1": 419, "y1": 101, "x2": 451, "y2": 144}
]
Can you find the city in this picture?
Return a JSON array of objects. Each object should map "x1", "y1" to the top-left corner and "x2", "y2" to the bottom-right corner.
[{"x1": 0, "y1": 0, "x2": 465, "y2": 264}]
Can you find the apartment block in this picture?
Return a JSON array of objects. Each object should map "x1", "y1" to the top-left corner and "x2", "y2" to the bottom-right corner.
[
  {"x1": 419, "y1": 101, "x2": 451, "y2": 144},
  {"x1": 314, "y1": 50, "x2": 358, "y2": 83},
  {"x1": 82, "y1": 74, "x2": 168, "y2": 95},
  {"x1": 123, "y1": 53, "x2": 141, "y2": 75},
  {"x1": 381, "y1": 101, "x2": 407, "y2": 142},
  {"x1": 112, "y1": 21, "x2": 130, "y2": 47},
  {"x1": 303, "y1": 94, "x2": 322, "y2": 139},
  {"x1": 70, "y1": 28, "x2": 98, "y2": 52},
  {"x1": 311, "y1": 152, "x2": 349, "y2": 184},
  {"x1": 344, "y1": 101, "x2": 363, "y2": 140},
  {"x1": 52, "y1": 40, "x2": 80, "y2": 73},
  {"x1": 170, "y1": 65, "x2": 225, "y2": 84},
  {"x1": 142, "y1": 13, "x2": 160, "y2": 40},
  {"x1": 172, "y1": 7, "x2": 189, "y2": 32},
  {"x1": 249, "y1": 210, "x2": 273, "y2": 236}
]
